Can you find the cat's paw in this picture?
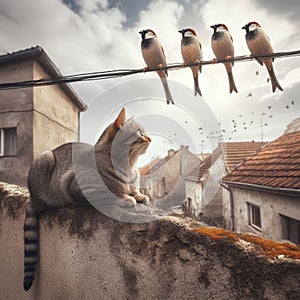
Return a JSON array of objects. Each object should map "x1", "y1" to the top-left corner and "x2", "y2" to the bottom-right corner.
[
  {"x1": 134, "y1": 193, "x2": 150, "y2": 205},
  {"x1": 119, "y1": 195, "x2": 137, "y2": 208}
]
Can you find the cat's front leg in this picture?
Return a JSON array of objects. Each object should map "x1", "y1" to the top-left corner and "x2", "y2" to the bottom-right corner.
[
  {"x1": 131, "y1": 187, "x2": 149, "y2": 205},
  {"x1": 118, "y1": 194, "x2": 137, "y2": 207}
]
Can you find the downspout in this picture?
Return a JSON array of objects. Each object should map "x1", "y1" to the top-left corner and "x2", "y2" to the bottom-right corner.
[
  {"x1": 77, "y1": 111, "x2": 80, "y2": 141},
  {"x1": 220, "y1": 183, "x2": 235, "y2": 231}
]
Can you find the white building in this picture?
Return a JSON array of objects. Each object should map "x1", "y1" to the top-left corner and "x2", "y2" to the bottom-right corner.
[
  {"x1": 222, "y1": 124, "x2": 300, "y2": 244},
  {"x1": 184, "y1": 142, "x2": 264, "y2": 227}
]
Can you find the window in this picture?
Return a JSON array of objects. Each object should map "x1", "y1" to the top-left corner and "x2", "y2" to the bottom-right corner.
[
  {"x1": 0, "y1": 128, "x2": 17, "y2": 156},
  {"x1": 281, "y1": 215, "x2": 300, "y2": 245},
  {"x1": 0, "y1": 129, "x2": 3, "y2": 156},
  {"x1": 247, "y1": 203, "x2": 261, "y2": 230}
]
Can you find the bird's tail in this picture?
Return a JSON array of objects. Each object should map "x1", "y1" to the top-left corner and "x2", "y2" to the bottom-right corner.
[
  {"x1": 160, "y1": 77, "x2": 174, "y2": 105},
  {"x1": 227, "y1": 70, "x2": 238, "y2": 94},
  {"x1": 23, "y1": 201, "x2": 39, "y2": 291},
  {"x1": 267, "y1": 65, "x2": 283, "y2": 93},
  {"x1": 193, "y1": 74, "x2": 202, "y2": 97}
]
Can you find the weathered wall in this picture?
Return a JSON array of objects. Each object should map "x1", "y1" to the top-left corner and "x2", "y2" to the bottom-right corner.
[
  {"x1": 32, "y1": 61, "x2": 80, "y2": 157},
  {"x1": 142, "y1": 147, "x2": 201, "y2": 209},
  {"x1": 0, "y1": 60, "x2": 34, "y2": 187},
  {"x1": 230, "y1": 186, "x2": 300, "y2": 241},
  {"x1": 1, "y1": 182, "x2": 300, "y2": 300},
  {"x1": 0, "y1": 58, "x2": 81, "y2": 187}
]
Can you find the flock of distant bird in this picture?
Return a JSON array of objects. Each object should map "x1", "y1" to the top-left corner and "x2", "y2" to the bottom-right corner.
[
  {"x1": 171, "y1": 99, "x2": 296, "y2": 145},
  {"x1": 139, "y1": 21, "x2": 284, "y2": 104}
]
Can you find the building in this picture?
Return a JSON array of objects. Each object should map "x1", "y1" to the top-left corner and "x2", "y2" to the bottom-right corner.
[
  {"x1": 0, "y1": 46, "x2": 86, "y2": 186},
  {"x1": 184, "y1": 142, "x2": 265, "y2": 226},
  {"x1": 140, "y1": 146, "x2": 201, "y2": 210},
  {"x1": 222, "y1": 127, "x2": 300, "y2": 244}
]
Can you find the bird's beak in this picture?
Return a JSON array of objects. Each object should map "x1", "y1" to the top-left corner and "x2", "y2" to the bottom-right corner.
[
  {"x1": 242, "y1": 25, "x2": 247, "y2": 30},
  {"x1": 138, "y1": 30, "x2": 144, "y2": 35},
  {"x1": 178, "y1": 29, "x2": 183, "y2": 34},
  {"x1": 210, "y1": 25, "x2": 215, "y2": 29}
]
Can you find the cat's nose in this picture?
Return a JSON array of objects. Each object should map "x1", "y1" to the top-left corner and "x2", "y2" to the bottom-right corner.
[{"x1": 144, "y1": 136, "x2": 151, "y2": 143}]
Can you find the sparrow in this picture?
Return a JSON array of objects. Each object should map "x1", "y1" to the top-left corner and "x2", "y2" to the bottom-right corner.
[
  {"x1": 242, "y1": 21, "x2": 283, "y2": 93},
  {"x1": 178, "y1": 28, "x2": 202, "y2": 96},
  {"x1": 139, "y1": 29, "x2": 174, "y2": 105},
  {"x1": 210, "y1": 24, "x2": 238, "y2": 93}
]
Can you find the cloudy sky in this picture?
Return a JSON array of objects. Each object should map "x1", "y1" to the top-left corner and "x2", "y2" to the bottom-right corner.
[{"x1": 1, "y1": 0, "x2": 299, "y2": 166}]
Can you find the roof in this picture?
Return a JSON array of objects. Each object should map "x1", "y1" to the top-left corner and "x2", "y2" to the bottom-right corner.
[
  {"x1": 185, "y1": 154, "x2": 212, "y2": 182},
  {"x1": 221, "y1": 142, "x2": 265, "y2": 172},
  {"x1": 139, "y1": 157, "x2": 161, "y2": 175},
  {"x1": 285, "y1": 118, "x2": 300, "y2": 134},
  {"x1": 223, "y1": 131, "x2": 300, "y2": 192},
  {"x1": 185, "y1": 141, "x2": 264, "y2": 182},
  {"x1": 145, "y1": 148, "x2": 181, "y2": 175},
  {"x1": 0, "y1": 46, "x2": 86, "y2": 111}
]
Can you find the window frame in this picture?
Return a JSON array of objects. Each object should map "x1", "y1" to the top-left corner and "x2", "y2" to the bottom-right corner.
[
  {"x1": 280, "y1": 214, "x2": 300, "y2": 245},
  {"x1": 0, "y1": 129, "x2": 4, "y2": 156},
  {"x1": 0, "y1": 127, "x2": 17, "y2": 157},
  {"x1": 247, "y1": 202, "x2": 262, "y2": 231}
]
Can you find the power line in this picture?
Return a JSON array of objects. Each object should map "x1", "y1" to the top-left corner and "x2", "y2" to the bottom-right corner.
[{"x1": 0, "y1": 49, "x2": 299, "y2": 90}]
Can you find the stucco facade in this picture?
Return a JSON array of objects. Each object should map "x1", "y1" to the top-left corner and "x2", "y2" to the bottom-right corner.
[
  {"x1": 140, "y1": 146, "x2": 201, "y2": 210},
  {"x1": 222, "y1": 124, "x2": 300, "y2": 244},
  {"x1": 184, "y1": 151, "x2": 225, "y2": 226},
  {"x1": 228, "y1": 186, "x2": 300, "y2": 243},
  {"x1": 0, "y1": 47, "x2": 86, "y2": 186}
]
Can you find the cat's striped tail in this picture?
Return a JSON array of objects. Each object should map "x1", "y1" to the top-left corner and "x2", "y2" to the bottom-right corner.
[{"x1": 23, "y1": 202, "x2": 38, "y2": 291}]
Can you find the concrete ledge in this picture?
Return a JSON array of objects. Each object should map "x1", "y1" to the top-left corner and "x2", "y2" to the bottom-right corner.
[{"x1": 0, "y1": 182, "x2": 300, "y2": 299}]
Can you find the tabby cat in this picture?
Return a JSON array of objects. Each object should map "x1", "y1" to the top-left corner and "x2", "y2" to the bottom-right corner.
[{"x1": 23, "y1": 108, "x2": 151, "y2": 291}]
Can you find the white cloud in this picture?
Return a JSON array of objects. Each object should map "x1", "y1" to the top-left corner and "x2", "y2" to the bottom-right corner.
[{"x1": 0, "y1": 0, "x2": 299, "y2": 154}]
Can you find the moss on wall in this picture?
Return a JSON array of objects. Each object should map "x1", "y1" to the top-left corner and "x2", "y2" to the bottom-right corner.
[{"x1": 1, "y1": 181, "x2": 300, "y2": 300}]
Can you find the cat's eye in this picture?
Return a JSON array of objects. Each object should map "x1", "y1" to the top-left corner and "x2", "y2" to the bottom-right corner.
[{"x1": 137, "y1": 129, "x2": 143, "y2": 137}]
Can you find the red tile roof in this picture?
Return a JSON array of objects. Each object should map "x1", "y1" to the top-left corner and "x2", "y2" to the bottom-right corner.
[
  {"x1": 185, "y1": 154, "x2": 212, "y2": 182},
  {"x1": 221, "y1": 142, "x2": 265, "y2": 172},
  {"x1": 185, "y1": 142, "x2": 264, "y2": 182},
  {"x1": 223, "y1": 131, "x2": 300, "y2": 191},
  {"x1": 139, "y1": 157, "x2": 161, "y2": 175}
]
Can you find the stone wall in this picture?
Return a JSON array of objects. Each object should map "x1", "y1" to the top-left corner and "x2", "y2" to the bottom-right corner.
[{"x1": 0, "y1": 182, "x2": 299, "y2": 300}]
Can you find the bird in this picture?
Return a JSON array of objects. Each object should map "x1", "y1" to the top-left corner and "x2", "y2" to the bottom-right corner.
[
  {"x1": 210, "y1": 23, "x2": 238, "y2": 93},
  {"x1": 247, "y1": 92, "x2": 252, "y2": 97},
  {"x1": 242, "y1": 21, "x2": 283, "y2": 93},
  {"x1": 178, "y1": 28, "x2": 203, "y2": 96},
  {"x1": 139, "y1": 29, "x2": 174, "y2": 105}
]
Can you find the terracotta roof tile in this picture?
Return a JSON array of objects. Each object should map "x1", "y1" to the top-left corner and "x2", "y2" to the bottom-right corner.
[
  {"x1": 223, "y1": 131, "x2": 300, "y2": 191},
  {"x1": 221, "y1": 142, "x2": 265, "y2": 172},
  {"x1": 185, "y1": 155, "x2": 212, "y2": 182},
  {"x1": 185, "y1": 141, "x2": 264, "y2": 182}
]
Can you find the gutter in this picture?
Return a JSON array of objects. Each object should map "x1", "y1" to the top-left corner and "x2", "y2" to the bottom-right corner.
[
  {"x1": 222, "y1": 181, "x2": 300, "y2": 198},
  {"x1": 220, "y1": 183, "x2": 235, "y2": 231}
]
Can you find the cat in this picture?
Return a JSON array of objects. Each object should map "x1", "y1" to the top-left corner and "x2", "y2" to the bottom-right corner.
[{"x1": 23, "y1": 108, "x2": 151, "y2": 291}]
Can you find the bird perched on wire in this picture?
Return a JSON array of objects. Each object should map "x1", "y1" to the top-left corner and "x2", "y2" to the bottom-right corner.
[
  {"x1": 242, "y1": 21, "x2": 283, "y2": 93},
  {"x1": 139, "y1": 29, "x2": 174, "y2": 105},
  {"x1": 178, "y1": 28, "x2": 203, "y2": 96},
  {"x1": 210, "y1": 23, "x2": 238, "y2": 94}
]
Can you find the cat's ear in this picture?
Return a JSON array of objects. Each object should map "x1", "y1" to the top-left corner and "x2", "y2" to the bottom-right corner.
[{"x1": 114, "y1": 108, "x2": 126, "y2": 129}]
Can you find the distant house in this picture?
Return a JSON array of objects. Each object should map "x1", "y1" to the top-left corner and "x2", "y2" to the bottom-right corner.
[
  {"x1": 184, "y1": 142, "x2": 265, "y2": 226},
  {"x1": 222, "y1": 126, "x2": 300, "y2": 245},
  {"x1": 139, "y1": 146, "x2": 201, "y2": 210},
  {"x1": 0, "y1": 46, "x2": 86, "y2": 186}
]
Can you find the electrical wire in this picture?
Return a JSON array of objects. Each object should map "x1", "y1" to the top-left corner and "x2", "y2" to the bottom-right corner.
[{"x1": 0, "y1": 50, "x2": 299, "y2": 90}]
